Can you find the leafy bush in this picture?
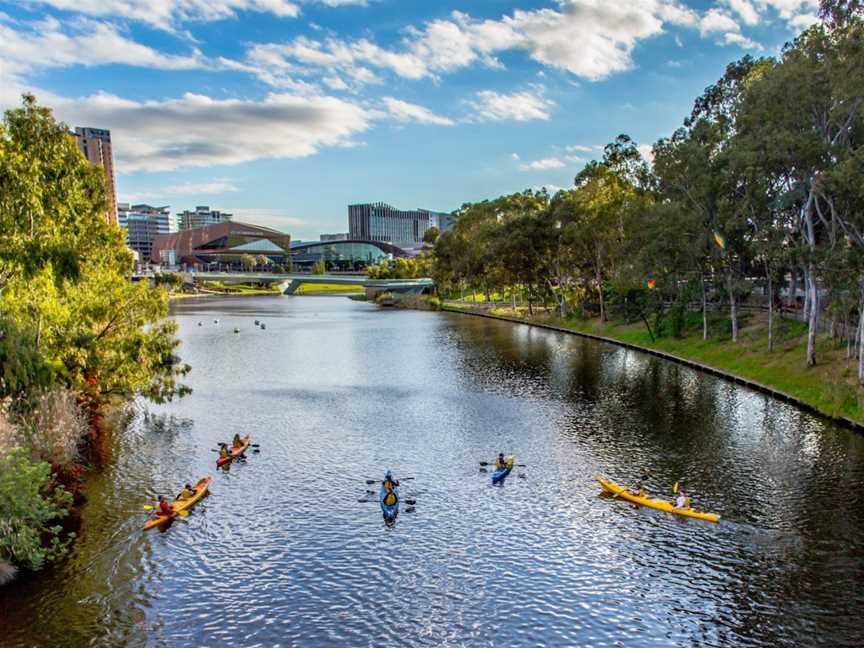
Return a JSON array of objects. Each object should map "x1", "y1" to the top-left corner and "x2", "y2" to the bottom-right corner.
[{"x1": 0, "y1": 449, "x2": 74, "y2": 571}]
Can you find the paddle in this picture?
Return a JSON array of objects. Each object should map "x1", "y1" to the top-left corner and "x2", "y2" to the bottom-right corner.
[
  {"x1": 143, "y1": 506, "x2": 190, "y2": 517},
  {"x1": 357, "y1": 498, "x2": 417, "y2": 505},
  {"x1": 480, "y1": 461, "x2": 527, "y2": 468},
  {"x1": 365, "y1": 477, "x2": 414, "y2": 484}
]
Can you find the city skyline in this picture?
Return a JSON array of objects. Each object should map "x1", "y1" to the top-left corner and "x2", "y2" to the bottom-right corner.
[{"x1": 0, "y1": 1, "x2": 819, "y2": 240}]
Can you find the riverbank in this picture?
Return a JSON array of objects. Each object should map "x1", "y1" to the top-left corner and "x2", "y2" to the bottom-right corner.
[{"x1": 443, "y1": 301, "x2": 864, "y2": 431}]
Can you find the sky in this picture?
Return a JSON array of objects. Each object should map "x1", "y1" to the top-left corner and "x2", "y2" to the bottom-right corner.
[{"x1": 0, "y1": 1, "x2": 820, "y2": 240}]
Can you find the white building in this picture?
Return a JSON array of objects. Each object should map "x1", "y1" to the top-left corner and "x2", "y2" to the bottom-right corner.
[{"x1": 118, "y1": 203, "x2": 176, "y2": 265}]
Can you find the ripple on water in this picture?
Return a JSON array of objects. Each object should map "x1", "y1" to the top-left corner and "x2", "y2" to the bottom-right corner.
[{"x1": 4, "y1": 297, "x2": 864, "y2": 647}]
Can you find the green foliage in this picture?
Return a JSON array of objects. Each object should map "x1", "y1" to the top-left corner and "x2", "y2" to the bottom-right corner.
[
  {"x1": 422, "y1": 226, "x2": 440, "y2": 244},
  {"x1": 240, "y1": 254, "x2": 256, "y2": 270},
  {"x1": 0, "y1": 449, "x2": 74, "y2": 571},
  {"x1": 311, "y1": 258, "x2": 327, "y2": 275},
  {"x1": 0, "y1": 95, "x2": 190, "y2": 409}
]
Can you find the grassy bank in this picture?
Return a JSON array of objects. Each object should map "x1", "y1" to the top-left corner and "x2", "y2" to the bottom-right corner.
[
  {"x1": 293, "y1": 283, "x2": 364, "y2": 295},
  {"x1": 444, "y1": 301, "x2": 864, "y2": 428}
]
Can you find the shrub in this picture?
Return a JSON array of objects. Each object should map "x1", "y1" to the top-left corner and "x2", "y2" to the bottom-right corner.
[
  {"x1": 0, "y1": 448, "x2": 74, "y2": 571},
  {"x1": 17, "y1": 389, "x2": 88, "y2": 466}
]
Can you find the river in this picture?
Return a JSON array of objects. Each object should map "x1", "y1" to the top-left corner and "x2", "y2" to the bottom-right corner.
[{"x1": 3, "y1": 295, "x2": 864, "y2": 647}]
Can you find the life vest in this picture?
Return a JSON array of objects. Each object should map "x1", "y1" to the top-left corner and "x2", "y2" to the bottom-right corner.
[
  {"x1": 232, "y1": 437, "x2": 243, "y2": 448},
  {"x1": 180, "y1": 488, "x2": 192, "y2": 499},
  {"x1": 220, "y1": 447, "x2": 229, "y2": 457},
  {"x1": 496, "y1": 458, "x2": 507, "y2": 469},
  {"x1": 383, "y1": 479, "x2": 396, "y2": 491},
  {"x1": 383, "y1": 490, "x2": 397, "y2": 506}
]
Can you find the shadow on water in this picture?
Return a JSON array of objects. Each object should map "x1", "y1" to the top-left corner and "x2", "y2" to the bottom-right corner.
[{"x1": 3, "y1": 296, "x2": 864, "y2": 647}]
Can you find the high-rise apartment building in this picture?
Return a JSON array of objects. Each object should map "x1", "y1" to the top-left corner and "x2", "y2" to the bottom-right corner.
[
  {"x1": 74, "y1": 127, "x2": 118, "y2": 225},
  {"x1": 177, "y1": 206, "x2": 233, "y2": 230},
  {"x1": 348, "y1": 203, "x2": 450, "y2": 247},
  {"x1": 118, "y1": 203, "x2": 176, "y2": 264}
]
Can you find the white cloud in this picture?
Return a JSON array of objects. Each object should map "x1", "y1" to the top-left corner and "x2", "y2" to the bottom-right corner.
[
  {"x1": 700, "y1": 9, "x2": 741, "y2": 35},
  {"x1": 0, "y1": 17, "x2": 211, "y2": 75},
  {"x1": 468, "y1": 89, "x2": 554, "y2": 122},
  {"x1": 240, "y1": 1, "x2": 706, "y2": 87},
  {"x1": 723, "y1": 32, "x2": 764, "y2": 48},
  {"x1": 754, "y1": 0, "x2": 819, "y2": 21},
  {"x1": 26, "y1": 1, "x2": 300, "y2": 31},
  {"x1": 382, "y1": 97, "x2": 453, "y2": 126},
  {"x1": 520, "y1": 157, "x2": 566, "y2": 171},
  {"x1": 723, "y1": 0, "x2": 761, "y2": 25},
  {"x1": 637, "y1": 143, "x2": 655, "y2": 165},
  {"x1": 510, "y1": 153, "x2": 520, "y2": 160},
  {"x1": 566, "y1": 144, "x2": 596, "y2": 153},
  {"x1": 39, "y1": 90, "x2": 377, "y2": 172},
  {"x1": 125, "y1": 180, "x2": 241, "y2": 202},
  {"x1": 789, "y1": 12, "x2": 820, "y2": 28}
]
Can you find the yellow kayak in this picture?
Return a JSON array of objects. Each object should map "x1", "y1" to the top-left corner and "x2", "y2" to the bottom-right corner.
[
  {"x1": 144, "y1": 476, "x2": 212, "y2": 530},
  {"x1": 596, "y1": 475, "x2": 720, "y2": 523}
]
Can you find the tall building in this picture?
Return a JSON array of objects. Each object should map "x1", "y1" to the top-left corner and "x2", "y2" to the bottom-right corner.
[
  {"x1": 74, "y1": 127, "x2": 118, "y2": 225},
  {"x1": 348, "y1": 203, "x2": 451, "y2": 247},
  {"x1": 118, "y1": 203, "x2": 176, "y2": 264},
  {"x1": 320, "y1": 233, "x2": 349, "y2": 241},
  {"x1": 177, "y1": 206, "x2": 233, "y2": 230}
]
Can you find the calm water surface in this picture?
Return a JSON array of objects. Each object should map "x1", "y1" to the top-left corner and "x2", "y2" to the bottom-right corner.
[{"x1": 3, "y1": 296, "x2": 864, "y2": 647}]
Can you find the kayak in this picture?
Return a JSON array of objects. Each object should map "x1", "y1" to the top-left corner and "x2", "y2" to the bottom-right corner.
[
  {"x1": 596, "y1": 474, "x2": 720, "y2": 523},
  {"x1": 144, "y1": 476, "x2": 212, "y2": 530},
  {"x1": 217, "y1": 435, "x2": 251, "y2": 467},
  {"x1": 491, "y1": 456, "x2": 514, "y2": 484},
  {"x1": 379, "y1": 484, "x2": 399, "y2": 520}
]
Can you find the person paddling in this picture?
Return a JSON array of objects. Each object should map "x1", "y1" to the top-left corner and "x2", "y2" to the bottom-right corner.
[
  {"x1": 157, "y1": 495, "x2": 173, "y2": 517},
  {"x1": 382, "y1": 470, "x2": 399, "y2": 491},
  {"x1": 176, "y1": 483, "x2": 194, "y2": 501},
  {"x1": 218, "y1": 444, "x2": 230, "y2": 459},
  {"x1": 495, "y1": 453, "x2": 507, "y2": 469},
  {"x1": 674, "y1": 487, "x2": 690, "y2": 509},
  {"x1": 629, "y1": 482, "x2": 646, "y2": 497},
  {"x1": 232, "y1": 433, "x2": 244, "y2": 448}
]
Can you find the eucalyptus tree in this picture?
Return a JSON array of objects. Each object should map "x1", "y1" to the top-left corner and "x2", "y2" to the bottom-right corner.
[{"x1": 735, "y1": 19, "x2": 864, "y2": 366}]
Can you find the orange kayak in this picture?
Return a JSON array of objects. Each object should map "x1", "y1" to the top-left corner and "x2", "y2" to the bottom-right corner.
[
  {"x1": 217, "y1": 435, "x2": 251, "y2": 467},
  {"x1": 144, "y1": 476, "x2": 212, "y2": 530}
]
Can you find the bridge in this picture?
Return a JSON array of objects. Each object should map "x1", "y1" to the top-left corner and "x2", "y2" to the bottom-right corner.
[{"x1": 139, "y1": 271, "x2": 435, "y2": 296}]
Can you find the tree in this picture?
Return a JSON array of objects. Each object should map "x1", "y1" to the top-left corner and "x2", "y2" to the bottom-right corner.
[
  {"x1": 311, "y1": 258, "x2": 326, "y2": 275},
  {"x1": 240, "y1": 254, "x2": 256, "y2": 271},
  {"x1": 422, "y1": 226, "x2": 440, "y2": 245},
  {"x1": 0, "y1": 95, "x2": 190, "y2": 411}
]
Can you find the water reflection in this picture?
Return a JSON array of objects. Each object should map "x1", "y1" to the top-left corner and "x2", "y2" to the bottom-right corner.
[{"x1": 2, "y1": 296, "x2": 864, "y2": 647}]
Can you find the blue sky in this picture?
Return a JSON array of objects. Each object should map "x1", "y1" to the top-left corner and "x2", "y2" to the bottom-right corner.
[{"x1": 0, "y1": 1, "x2": 819, "y2": 240}]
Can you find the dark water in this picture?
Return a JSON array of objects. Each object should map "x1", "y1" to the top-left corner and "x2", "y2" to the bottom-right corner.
[{"x1": 3, "y1": 296, "x2": 864, "y2": 647}]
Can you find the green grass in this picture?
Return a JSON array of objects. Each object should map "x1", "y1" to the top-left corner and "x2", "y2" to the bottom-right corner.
[
  {"x1": 294, "y1": 283, "x2": 364, "y2": 295},
  {"x1": 445, "y1": 301, "x2": 864, "y2": 426}
]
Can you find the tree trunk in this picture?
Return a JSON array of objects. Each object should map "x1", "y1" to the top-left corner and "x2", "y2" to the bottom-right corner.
[
  {"x1": 527, "y1": 297, "x2": 534, "y2": 317},
  {"x1": 787, "y1": 267, "x2": 798, "y2": 310},
  {"x1": 858, "y1": 304, "x2": 864, "y2": 385},
  {"x1": 806, "y1": 263, "x2": 818, "y2": 367},
  {"x1": 511, "y1": 289, "x2": 517, "y2": 315},
  {"x1": 728, "y1": 272, "x2": 738, "y2": 342},
  {"x1": 767, "y1": 271, "x2": 774, "y2": 353},
  {"x1": 701, "y1": 273, "x2": 708, "y2": 340}
]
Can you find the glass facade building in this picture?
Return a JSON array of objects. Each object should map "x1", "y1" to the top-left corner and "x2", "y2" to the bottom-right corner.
[
  {"x1": 118, "y1": 203, "x2": 175, "y2": 264},
  {"x1": 348, "y1": 203, "x2": 451, "y2": 247},
  {"x1": 290, "y1": 240, "x2": 407, "y2": 272},
  {"x1": 177, "y1": 206, "x2": 233, "y2": 230}
]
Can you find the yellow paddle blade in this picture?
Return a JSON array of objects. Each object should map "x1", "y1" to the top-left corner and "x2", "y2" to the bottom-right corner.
[
  {"x1": 673, "y1": 482, "x2": 679, "y2": 494},
  {"x1": 143, "y1": 504, "x2": 155, "y2": 510},
  {"x1": 177, "y1": 510, "x2": 190, "y2": 517}
]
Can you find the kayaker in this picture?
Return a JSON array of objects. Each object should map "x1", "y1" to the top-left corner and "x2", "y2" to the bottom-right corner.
[
  {"x1": 674, "y1": 489, "x2": 690, "y2": 509},
  {"x1": 382, "y1": 470, "x2": 399, "y2": 491},
  {"x1": 219, "y1": 444, "x2": 230, "y2": 459},
  {"x1": 495, "y1": 453, "x2": 506, "y2": 469},
  {"x1": 176, "y1": 483, "x2": 194, "y2": 501},
  {"x1": 629, "y1": 482, "x2": 646, "y2": 497},
  {"x1": 232, "y1": 433, "x2": 244, "y2": 448},
  {"x1": 157, "y1": 496, "x2": 173, "y2": 516}
]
